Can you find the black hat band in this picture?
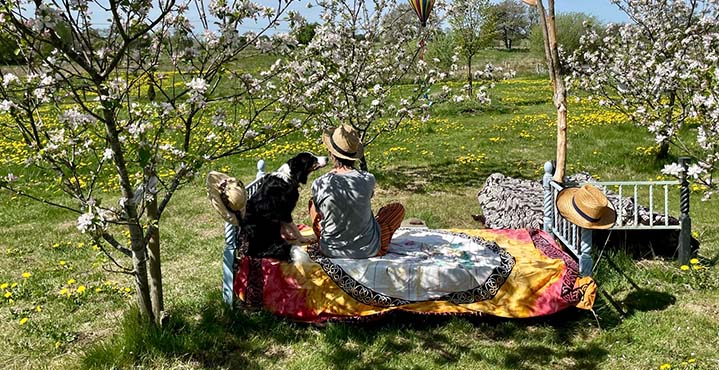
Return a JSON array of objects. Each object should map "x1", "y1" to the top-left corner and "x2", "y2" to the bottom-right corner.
[{"x1": 329, "y1": 134, "x2": 358, "y2": 158}]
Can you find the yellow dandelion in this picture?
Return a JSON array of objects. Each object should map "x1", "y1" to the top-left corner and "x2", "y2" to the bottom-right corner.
[
  {"x1": 4, "y1": 292, "x2": 12, "y2": 298},
  {"x1": 59, "y1": 260, "x2": 66, "y2": 266},
  {"x1": 11, "y1": 282, "x2": 17, "y2": 288},
  {"x1": 692, "y1": 265, "x2": 705, "y2": 270},
  {"x1": 123, "y1": 287, "x2": 132, "y2": 293},
  {"x1": 19, "y1": 317, "x2": 28, "y2": 326},
  {"x1": 77, "y1": 242, "x2": 85, "y2": 248},
  {"x1": 688, "y1": 358, "x2": 696, "y2": 363},
  {"x1": 76, "y1": 285, "x2": 86, "y2": 294},
  {"x1": 0, "y1": 283, "x2": 7, "y2": 289},
  {"x1": 22, "y1": 272, "x2": 32, "y2": 279},
  {"x1": 680, "y1": 265, "x2": 690, "y2": 271},
  {"x1": 59, "y1": 288, "x2": 69, "y2": 296},
  {"x1": 95, "y1": 287, "x2": 103, "y2": 293},
  {"x1": 35, "y1": 306, "x2": 42, "y2": 312},
  {"x1": 55, "y1": 341, "x2": 61, "y2": 348},
  {"x1": 67, "y1": 278, "x2": 76, "y2": 285},
  {"x1": 690, "y1": 258, "x2": 699, "y2": 265},
  {"x1": 659, "y1": 364, "x2": 671, "y2": 370}
]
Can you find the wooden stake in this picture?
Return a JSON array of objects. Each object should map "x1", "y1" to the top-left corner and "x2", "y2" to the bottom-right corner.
[{"x1": 527, "y1": 0, "x2": 567, "y2": 183}]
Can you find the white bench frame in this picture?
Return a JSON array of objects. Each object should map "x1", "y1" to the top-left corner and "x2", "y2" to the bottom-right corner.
[
  {"x1": 542, "y1": 159, "x2": 693, "y2": 277},
  {"x1": 222, "y1": 160, "x2": 266, "y2": 306}
]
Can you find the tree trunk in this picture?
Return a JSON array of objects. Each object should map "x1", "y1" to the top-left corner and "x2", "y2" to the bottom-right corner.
[
  {"x1": 657, "y1": 140, "x2": 670, "y2": 159},
  {"x1": 131, "y1": 244, "x2": 154, "y2": 322},
  {"x1": 535, "y1": 0, "x2": 567, "y2": 182},
  {"x1": 467, "y1": 55, "x2": 473, "y2": 97},
  {"x1": 359, "y1": 155, "x2": 368, "y2": 172},
  {"x1": 146, "y1": 172, "x2": 164, "y2": 326},
  {"x1": 100, "y1": 93, "x2": 155, "y2": 323}
]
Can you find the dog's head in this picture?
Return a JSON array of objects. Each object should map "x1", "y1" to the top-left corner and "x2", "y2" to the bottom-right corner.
[{"x1": 286, "y1": 152, "x2": 328, "y2": 184}]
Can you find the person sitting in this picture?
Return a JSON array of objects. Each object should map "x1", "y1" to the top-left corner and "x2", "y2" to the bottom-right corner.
[{"x1": 309, "y1": 124, "x2": 404, "y2": 258}]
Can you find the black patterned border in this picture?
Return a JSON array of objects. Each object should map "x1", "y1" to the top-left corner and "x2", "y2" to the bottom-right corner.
[
  {"x1": 308, "y1": 228, "x2": 515, "y2": 308},
  {"x1": 528, "y1": 229, "x2": 586, "y2": 305}
]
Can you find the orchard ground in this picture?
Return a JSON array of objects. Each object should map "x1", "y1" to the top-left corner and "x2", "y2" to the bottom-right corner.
[{"x1": 1, "y1": 50, "x2": 718, "y2": 370}]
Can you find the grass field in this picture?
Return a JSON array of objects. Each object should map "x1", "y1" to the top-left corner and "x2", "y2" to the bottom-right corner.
[{"x1": 1, "y1": 50, "x2": 718, "y2": 370}]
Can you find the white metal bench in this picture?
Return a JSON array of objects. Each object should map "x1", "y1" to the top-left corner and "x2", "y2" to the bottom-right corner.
[{"x1": 541, "y1": 159, "x2": 693, "y2": 277}]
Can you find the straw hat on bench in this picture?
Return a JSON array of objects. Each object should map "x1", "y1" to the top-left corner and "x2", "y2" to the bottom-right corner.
[
  {"x1": 206, "y1": 171, "x2": 247, "y2": 226},
  {"x1": 556, "y1": 184, "x2": 616, "y2": 230}
]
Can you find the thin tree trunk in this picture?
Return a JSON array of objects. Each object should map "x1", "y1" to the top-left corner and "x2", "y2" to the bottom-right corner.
[
  {"x1": 146, "y1": 172, "x2": 164, "y2": 325},
  {"x1": 359, "y1": 155, "x2": 368, "y2": 172},
  {"x1": 535, "y1": 0, "x2": 567, "y2": 182},
  {"x1": 100, "y1": 95, "x2": 155, "y2": 323},
  {"x1": 468, "y1": 55, "x2": 473, "y2": 97}
]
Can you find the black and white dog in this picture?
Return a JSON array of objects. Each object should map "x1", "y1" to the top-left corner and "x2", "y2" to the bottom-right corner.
[{"x1": 243, "y1": 152, "x2": 328, "y2": 261}]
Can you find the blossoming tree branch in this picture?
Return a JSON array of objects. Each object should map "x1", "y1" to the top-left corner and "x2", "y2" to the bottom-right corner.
[
  {"x1": 569, "y1": 0, "x2": 719, "y2": 199},
  {"x1": 0, "y1": 0, "x2": 311, "y2": 324}
]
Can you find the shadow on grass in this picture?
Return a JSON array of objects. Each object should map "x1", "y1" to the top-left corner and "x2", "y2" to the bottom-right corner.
[
  {"x1": 83, "y1": 290, "x2": 617, "y2": 370},
  {"x1": 374, "y1": 160, "x2": 529, "y2": 194}
]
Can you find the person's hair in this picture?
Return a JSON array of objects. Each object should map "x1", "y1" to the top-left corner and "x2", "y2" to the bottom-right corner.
[{"x1": 333, "y1": 155, "x2": 356, "y2": 169}]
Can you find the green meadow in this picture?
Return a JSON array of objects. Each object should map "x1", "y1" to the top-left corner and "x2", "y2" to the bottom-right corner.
[{"x1": 1, "y1": 50, "x2": 718, "y2": 370}]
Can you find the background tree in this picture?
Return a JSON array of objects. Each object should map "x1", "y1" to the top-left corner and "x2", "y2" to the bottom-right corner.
[
  {"x1": 528, "y1": 12, "x2": 601, "y2": 58},
  {"x1": 295, "y1": 22, "x2": 318, "y2": 45},
  {"x1": 493, "y1": 0, "x2": 531, "y2": 50},
  {"x1": 0, "y1": 0, "x2": 309, "y2": 324},
  {"x1": 449, "y1": 0, "x2": 497, "y2": 97},
  {"x1": 569, "y1": 0, "x2": 719, "y2": 196},
  {"x1": 276, "y1": 0, "x2": 461, "y2": 171}
]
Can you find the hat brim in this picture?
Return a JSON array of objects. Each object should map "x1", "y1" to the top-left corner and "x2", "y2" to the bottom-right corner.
[
  {"x1": 556, "y1": 187, "x2": 616, "y2": 230},
  {"x1": 322, "y1": 127, "x2": 364, "y2": 161},
  {"x1": 206, "y1": 171, "x2": 241, "y2": 225}
]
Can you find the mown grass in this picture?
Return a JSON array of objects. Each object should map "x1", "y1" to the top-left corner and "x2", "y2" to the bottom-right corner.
[{"x1": 1, "y1": 50, "x2": 718, "y2": 370}]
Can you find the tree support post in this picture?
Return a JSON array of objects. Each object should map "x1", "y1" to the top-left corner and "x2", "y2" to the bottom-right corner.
[{"x1": 678, "y1": 157, "x2": 692, "y2": 265}]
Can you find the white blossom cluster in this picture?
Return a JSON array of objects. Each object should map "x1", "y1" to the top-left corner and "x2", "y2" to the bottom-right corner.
[
  {"x1": 567, "y1": 0, "x2": 719, "y2": 198},
  {"x1": 270, "y1": 0, "x2": 466, "y2": 148}
]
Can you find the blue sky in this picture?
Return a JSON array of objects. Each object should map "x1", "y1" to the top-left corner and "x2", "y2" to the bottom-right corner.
[
  {"x1": 553, "y1": 0, "x2": 628, "y2": 23},
  {"x1": 83, "y1": 0, "x2": 630, "y2": 32}
]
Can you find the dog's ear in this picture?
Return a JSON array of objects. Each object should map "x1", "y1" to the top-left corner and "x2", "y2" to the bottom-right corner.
[{"x1": 288, "y1": 153, "x2": 315, "y2": 184}]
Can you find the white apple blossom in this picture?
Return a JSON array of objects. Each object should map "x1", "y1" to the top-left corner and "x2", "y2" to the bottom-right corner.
[
  {"x1": 102, "y1": 148, "x2": 114, "y2": 161},
  {"x1": 661, "y1": 163, "x2": 684, "y2": 177},
  {"x1": 0, "y1": 99, "x2": 15, "y2": 112},
  {"x1": 569, "y1": 0, "x2": 719, "y2": 196}
]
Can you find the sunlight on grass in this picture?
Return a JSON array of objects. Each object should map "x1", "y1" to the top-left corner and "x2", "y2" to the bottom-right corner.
[{"x1": 1, "y1": 61, "x2": 718, "y2": 369}]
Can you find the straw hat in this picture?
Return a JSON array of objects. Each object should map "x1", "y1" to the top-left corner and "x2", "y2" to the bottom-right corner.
[
  {"x1": 556, "y1": 184, "x2": 616, "y2": 230},
  {"x1": 321, "y1": 124, "x2": 364, "y2": 161},
  {"x1": 206, "y1": 171, "x2": 247, "y2": 225}
]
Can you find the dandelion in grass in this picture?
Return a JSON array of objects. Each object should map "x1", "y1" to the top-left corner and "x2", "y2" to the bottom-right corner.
[
  {"x1": 659, "y1": 364, "x2": 671, "y2": 370},
  {"x1": 4, "y1": 291, "x2": 11, "y2": 298},
  {"x1": 35, "y1": 306, "x2": 41, "y2": 312},
  {"x1": 18, "y1": 317, "x2": 28, "y2": 326},
  {"x1": 76, "y1": 285, "x2": 86, "y2": 294},
  {"x1": 67, "y1": 278, "x2": 76, "y2": 285},
  {"x1": 22, "y1": 272, "x2": 32, "y2": 278},
  {"x1": 0, "y1": 283, "x2": 7, "y2": 289},
  {"x1": 690, "y1": 258, "x2": 699, "y2": 265},
  {"x1": 680, "y1": 265, "x2": 690, "y2": 271}
]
